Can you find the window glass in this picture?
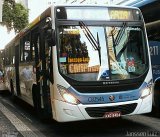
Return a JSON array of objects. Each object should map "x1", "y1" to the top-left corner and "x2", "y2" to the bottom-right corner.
[{"x1": 58, "y1": 25, "x2": 148, "y2": 81}]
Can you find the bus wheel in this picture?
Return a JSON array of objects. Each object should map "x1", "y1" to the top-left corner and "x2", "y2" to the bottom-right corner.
[
  {"x1": 32, "y1": 84, "x2": 51, "y2": 121},
  {"x1": 10, "y1": 80, "x2": 16, "y2": 101},
  {"x1": 32, "y1": 84, "x2": 42, "y2": 117}
]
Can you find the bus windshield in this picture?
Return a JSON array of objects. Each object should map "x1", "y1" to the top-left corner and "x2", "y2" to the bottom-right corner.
[{"x1": 58, "y1": 24, "x2": 148, "y2": 81}]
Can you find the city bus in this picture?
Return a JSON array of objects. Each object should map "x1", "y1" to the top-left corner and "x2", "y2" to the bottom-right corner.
[{"x1": 3, "y1": 5, "x2": 153, "y2": 122}]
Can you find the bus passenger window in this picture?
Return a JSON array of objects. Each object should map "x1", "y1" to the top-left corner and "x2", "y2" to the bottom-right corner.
[{"x1": 24, "y1": 41, "x2": 31, "y2": 62}]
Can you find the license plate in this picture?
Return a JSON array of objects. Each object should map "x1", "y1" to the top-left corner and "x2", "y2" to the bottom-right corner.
[{"x1": 103, "y1": 111, "x2": 121, "y2": 118}]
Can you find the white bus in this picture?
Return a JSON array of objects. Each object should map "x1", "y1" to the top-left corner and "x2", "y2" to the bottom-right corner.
[{"x1": 3, "y1": 5, "x2": 153, "y2": 122}]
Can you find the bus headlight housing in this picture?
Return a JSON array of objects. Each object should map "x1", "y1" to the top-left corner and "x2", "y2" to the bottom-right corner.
[
  {"x1": 57, "y1": 85, "x2": 80, "y2": 105},
  {"x1": 141, "y1": 81, "x2": 152, "y2": 99}
]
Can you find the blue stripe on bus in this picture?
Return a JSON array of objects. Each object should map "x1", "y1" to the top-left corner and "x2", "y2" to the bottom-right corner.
[{"x1": 68, "y1": 83, "x2": 146, "y2": 104}]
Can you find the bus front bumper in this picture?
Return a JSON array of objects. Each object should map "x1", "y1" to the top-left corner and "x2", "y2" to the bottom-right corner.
[{"x1": 52, "y1": 94, "x2": 152, "y2": 122}]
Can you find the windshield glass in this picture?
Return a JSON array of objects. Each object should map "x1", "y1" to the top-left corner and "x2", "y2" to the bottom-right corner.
[{"x1": 58, "y1": 24, "x2": 148, "y2": 81}]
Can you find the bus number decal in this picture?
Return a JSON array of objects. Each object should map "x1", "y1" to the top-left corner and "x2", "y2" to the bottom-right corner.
[
  {"x1": 88, "y1": 96, "x2": 105, "y2": 103},
  {"x1": 150, "y1": 46, "x2": 159, "y2": 56}
]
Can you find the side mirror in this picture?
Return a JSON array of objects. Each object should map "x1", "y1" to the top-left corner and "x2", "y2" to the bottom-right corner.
[{"x1": 44, "y1": 17, "x2": 56, "y2": 46}]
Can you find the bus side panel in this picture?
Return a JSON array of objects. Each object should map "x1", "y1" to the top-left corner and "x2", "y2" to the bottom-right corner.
[
  {"x1": 18, "y1": 63, "x2": 35, "y2": 105},
  {"x1": 149, "y1": 41, "x2": 160, "y2": 108},
  {"x1": 149, "y1": 41, "x2": 160, "y2": 82}
]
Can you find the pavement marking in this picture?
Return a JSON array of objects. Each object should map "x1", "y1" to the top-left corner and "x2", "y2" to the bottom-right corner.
[{"x1": 0, "y1": 102, "x2": 46, "y2": 137}]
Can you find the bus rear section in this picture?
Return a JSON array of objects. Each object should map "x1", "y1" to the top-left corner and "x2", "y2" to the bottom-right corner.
[{"x1": 51, "y1": 5, "x2": 153, "y2": 122}]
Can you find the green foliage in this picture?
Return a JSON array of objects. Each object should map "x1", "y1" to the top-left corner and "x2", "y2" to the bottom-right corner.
[
  {"x1": 1, "y1": 0, "x2": 13, "y2": 31},
  {"x1": 13, "y1": 3, "x2": 28, "y2": 33},
  {"x1": 1, "y1": 0, "x2": 29, "y2": 33}
]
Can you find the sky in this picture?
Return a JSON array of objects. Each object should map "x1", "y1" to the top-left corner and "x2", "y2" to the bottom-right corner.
[
  {"x1": 0, "y1": 26, "x2": 15, "y2": 49},
  {"x1": 0, "y1": 0, "x2": 47, "y2": 50}
]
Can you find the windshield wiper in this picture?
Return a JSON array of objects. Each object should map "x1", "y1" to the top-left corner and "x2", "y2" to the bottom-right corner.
[
  {"x1": 111, "y1": 22, "x2": 128, "y2": 60},
  {"x1": 79, "y1": 21, "x2": 101, "y2": 65},
  {"x1": 115, "y1": 22, "x2": 127, "y2": 46}
]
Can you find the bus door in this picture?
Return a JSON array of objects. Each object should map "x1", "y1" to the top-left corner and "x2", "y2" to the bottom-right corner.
[
  {"x1": 40, "y1": 25, "x2": 53, "y2": 117},
  {"x1": 31, "y1": 31, "x2": 42, "y2": 115},
  {"x1": 32, "y1": 23, "x2": 53, "y2": 118}
]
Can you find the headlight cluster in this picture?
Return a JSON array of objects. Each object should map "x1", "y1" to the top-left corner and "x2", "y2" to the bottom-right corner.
[
  {"x1": 57, "y1": 85, "x2": 80, "y2": 105},
  {"x1": 141, "y1": 80, "x2": 152, "y2": 99}
]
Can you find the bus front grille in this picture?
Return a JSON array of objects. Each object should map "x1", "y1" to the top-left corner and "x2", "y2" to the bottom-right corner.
[{"x1": 85, "y1": 103, "x2": 137, "y2": 118}]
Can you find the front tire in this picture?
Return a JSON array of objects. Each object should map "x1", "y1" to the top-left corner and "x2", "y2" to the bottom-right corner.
[
  {"x1": 152, "y1": 80, "x2": 160, "y2": 116},
  {"x1": 32, "y1": 84, "x2": 52, "y2": 121},
  {"x1": 32, "y1": 84, "x2": 42, "y2": 115}
]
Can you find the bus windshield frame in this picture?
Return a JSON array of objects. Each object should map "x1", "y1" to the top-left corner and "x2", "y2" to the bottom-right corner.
[
  {"x1": 56, "y1": 20, "x2": 149, "y2": 83},
  {"x1": 55, "y1": 6, "x2": 149, "y2": 85}
]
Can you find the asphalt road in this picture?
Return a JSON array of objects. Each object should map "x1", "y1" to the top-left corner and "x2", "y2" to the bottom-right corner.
[{"x1": 0, "y1": 91, "x2": 160, "y2": 137}]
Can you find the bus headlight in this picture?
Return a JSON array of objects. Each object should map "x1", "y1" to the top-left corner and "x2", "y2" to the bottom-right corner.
[
  {"x1": 141, "y1": 87, "x2": 151, "y2": 99},
  {"x1": 57, "y1": 85, "x2": 80, "y2": 105},
  {"x1": 141, "y1": 81, "x2": 152, "y2": 99}
]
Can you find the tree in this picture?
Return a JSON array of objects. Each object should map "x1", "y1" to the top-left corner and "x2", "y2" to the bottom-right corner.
[
  {"x1": 1, "y1": 0, "x2": 29, "y2": 33},
  {"x1": 12, "y1": 3, "x2": 29, "y2": 33}
]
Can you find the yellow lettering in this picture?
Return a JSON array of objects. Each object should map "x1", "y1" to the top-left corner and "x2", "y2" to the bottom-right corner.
[
  {"x1": 109, "y1": 10, "x2": 131, "y2": 20},
  {"x1": 68, "y1": 63, "x2": 100, "y2": 73},
  {"x1": 68, "y1": 57, "x2": 89, "y2": 63}
]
